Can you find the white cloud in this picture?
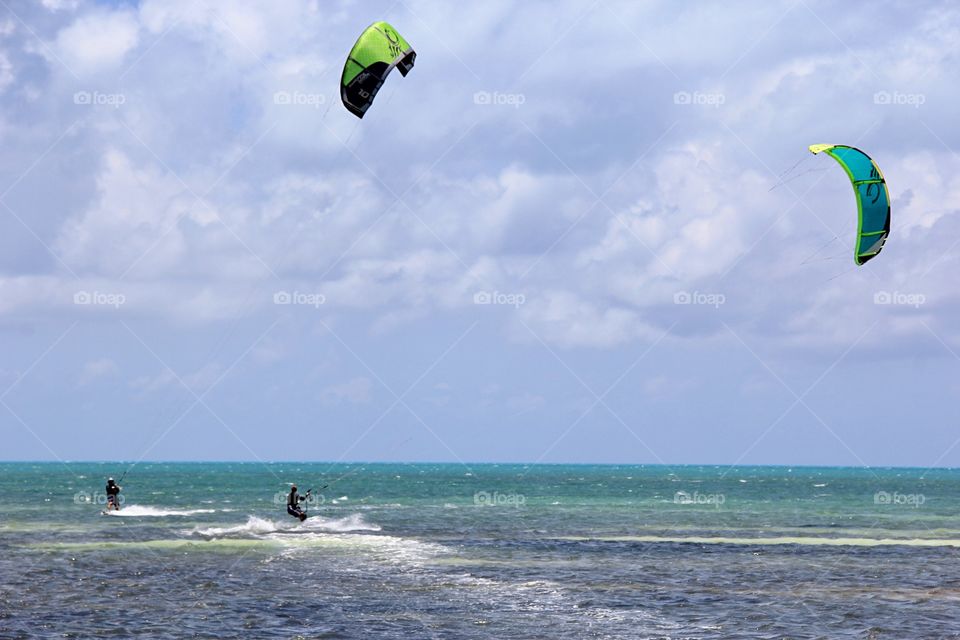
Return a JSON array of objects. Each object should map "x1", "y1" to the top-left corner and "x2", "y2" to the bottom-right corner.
[
  {"x1": 78, "y1": 358, "x2": 119, "y2": 386},
  {"x1": 41, "y1": 0, "x2": 79, "y2": 12},
  {"x1": 130, "y1": 369, "x2": 178, "y2": 393},
  {"x1": 320, "y1": 377, "x2": 373, "y2": 405},
  {"x1": 519, "y1": 290, "x2": 656, "y2": 349},
  {"x1": 1, "y1": 0, "x2": 959, "y2": 357},
  {"x1": 183, "y1": 362, "x2": 224, "y2": 393},
  {"x1": 506, "y1": 391, "x2": 545, "y2": 413},
  {"x1": 130, "y1": 363, "x2": 223, "y2": 394},
  {"x1": 0, "y1": 52, "x2": 14, "y2": 93},
  {"x1": 56, "y1": 149, "x2": 191, "y2": 276},
  {"x1": 54, "y1": 10, "x2": 139, "y2": 74}
]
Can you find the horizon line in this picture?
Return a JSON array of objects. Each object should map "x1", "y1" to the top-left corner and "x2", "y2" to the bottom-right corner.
[{"x1": 1, "y1": 460, "x2": 957, "y2": 471}]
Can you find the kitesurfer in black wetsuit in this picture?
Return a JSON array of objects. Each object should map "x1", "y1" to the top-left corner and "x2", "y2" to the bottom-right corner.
[
  {"x1": 105, "y1": 478, "x2": 122, "y2": 511},
  {"x1": 287, "y1": 485, "x2": 308, "y2": 521}
]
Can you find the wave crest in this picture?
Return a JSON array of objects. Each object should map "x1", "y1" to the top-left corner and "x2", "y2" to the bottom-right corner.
[
  {"x1": 191, "y1": 514, "x2": 380, "y2": 539},
  {"x1": 104, "y1": 506, "x2": 217, "y2": 517}
]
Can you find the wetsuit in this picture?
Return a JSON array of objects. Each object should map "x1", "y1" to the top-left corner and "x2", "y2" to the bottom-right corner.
[
  {"x1": 287, "y1": 490, "x2": 306, "y2": 521},
  {"x1": 106, "y1": 482, "x2": 121, "y2": 510}
]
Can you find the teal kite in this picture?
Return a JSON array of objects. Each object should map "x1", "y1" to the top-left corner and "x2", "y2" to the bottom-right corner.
[{"x1": 809, "y1": 144, "x2": 891, "y2": 265}]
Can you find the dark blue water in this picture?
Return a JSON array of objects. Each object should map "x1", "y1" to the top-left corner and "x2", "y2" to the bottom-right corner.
[{"x1": 1, "y1": 463, "x2": 959, "y2": 638}]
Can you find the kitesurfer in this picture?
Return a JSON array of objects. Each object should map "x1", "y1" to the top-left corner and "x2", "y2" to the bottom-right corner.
[
  {"x1": 287, "y1": 485, "x2": 308, "y2": 522},
  {"x1": 105, "y1": 478, "x2": 122, "y2": 511}
]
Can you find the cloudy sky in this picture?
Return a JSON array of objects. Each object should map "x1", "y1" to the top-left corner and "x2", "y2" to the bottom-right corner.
[{"x1": 1, "y1": 0, "x2": 958, "y2": 466}]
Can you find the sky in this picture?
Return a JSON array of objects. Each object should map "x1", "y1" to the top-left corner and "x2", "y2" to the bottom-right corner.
[{"x1": 0, "y1": 0, "x2": 958, "y2": 467}]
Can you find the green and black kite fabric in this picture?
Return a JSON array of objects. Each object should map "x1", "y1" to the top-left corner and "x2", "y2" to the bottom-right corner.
[
  {"x1": 809, "y1": 144, "x2": 891, "y2": 265},
  {"x1": 341, "y1": 22, "x2": 415, "y2": 118}
]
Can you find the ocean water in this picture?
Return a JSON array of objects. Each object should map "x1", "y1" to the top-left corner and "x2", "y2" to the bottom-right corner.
[{"x1": 1, "y1": 463, "x2": 959, "y2": 639}]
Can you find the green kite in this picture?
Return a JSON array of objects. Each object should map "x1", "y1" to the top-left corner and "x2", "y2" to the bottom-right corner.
[{"x1": 341, "y1": 22, "x2": 415, "y2": 118}]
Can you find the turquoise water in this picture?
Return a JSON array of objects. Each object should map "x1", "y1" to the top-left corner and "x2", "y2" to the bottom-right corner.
[{"x1": 1, "y1": 463, "x2": 959, "y2": 638}]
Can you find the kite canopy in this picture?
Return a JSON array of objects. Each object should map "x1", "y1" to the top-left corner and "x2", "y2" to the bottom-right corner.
[
  {"x1": 809, "y1": 144, "x2": 891, "y2": 265},
  {"x1": 341, "y1": 22, "x2": 415, "y2": 119}
]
